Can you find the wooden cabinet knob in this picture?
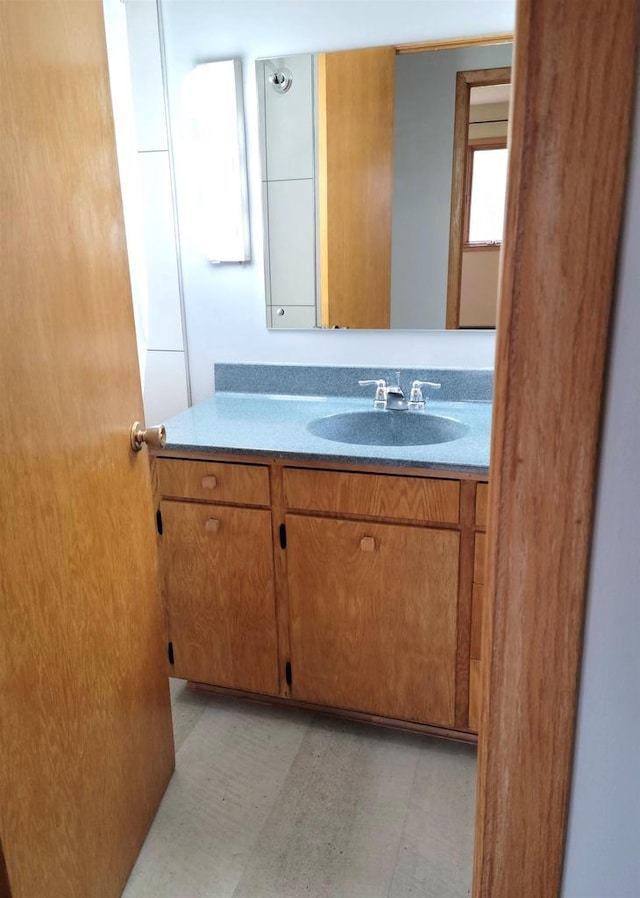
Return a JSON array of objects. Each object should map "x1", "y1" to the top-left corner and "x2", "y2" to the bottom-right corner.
[
  {"x1": 205, "y1": 518, "x2": 220, "y2": 534},
  {"x1": 201, "y1": 475, "x2": 218, "y2": 489},
  {"x1": 360, "y1": 536, "x2": 375, "y2": 552}
]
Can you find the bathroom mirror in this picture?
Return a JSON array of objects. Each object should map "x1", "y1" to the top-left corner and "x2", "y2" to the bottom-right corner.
[{"x1": 256, "y1": 37, "x2": 512, "y2": 330}]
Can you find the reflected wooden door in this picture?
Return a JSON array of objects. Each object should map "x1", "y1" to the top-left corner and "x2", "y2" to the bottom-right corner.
[
  {"x1": 0, "y1": 3, "x2": 174, "y2": 897},
  {"x1": 318, "y1": 47, "x2": 395, "y2": 328}
]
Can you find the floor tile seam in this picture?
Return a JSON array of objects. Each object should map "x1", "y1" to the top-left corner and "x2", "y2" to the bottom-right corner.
[
  {"x1": 384, "y1": 747, "x2": 423, "y2": 898},
  {"x1": 229, "y1": 713, "x2": 321, "y2": 898}
]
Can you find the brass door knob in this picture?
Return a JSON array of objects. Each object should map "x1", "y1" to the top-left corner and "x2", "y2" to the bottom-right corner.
[{"x1": 130, "y1": 421, "x2": 166, "y2": 453}]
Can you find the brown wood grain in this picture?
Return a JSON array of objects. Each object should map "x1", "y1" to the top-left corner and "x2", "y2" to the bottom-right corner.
[
  {"x1": 156, "y1": 457, "x2": 271, "y2": 506},
  {"x1": 156, "y1": 454, "x2": 485, "y2": 738},
  {"x1": 396, "y1": 33, "x2": 513, "y2": 54},
  {"x1": 162, "y1": 501, "x2": 279, "y2": 695},
  {"x1": 454, "y1": 481, "x2": 476, "y2": 729},
  {"x1": 188, "y1": 681, "x2": 479, "y2": 745},
  {"x1": 269, "y1": 463, "x2": 293, "y2": 697},
  {"x1": 283, "y1": 467, "x2": 460, "y2": 523},
  {"x1": 473, "y1": 0, "x2": 639, "y2": 895},
  {"x1": 286, "y1": 514, "x2": 460, "y2": 727},
  {"x1": 468, "y1": 659, "x2": 481, "y2": 733},
  {"x1": 470, "y1": 584, "x2": 485, "y2": 661},
  {"x1": 156, "y1": 453, "x2": 485, "y2": 736},
  {"x1": 318, "y1": 47, "x2": 395, "y2": 328},
  {"x1": 154, "y1": 447, "x2": 487, "y2": 483},
  {"x1": 0, "y1": 3, "x2": 174, "y2": 896},
  {"x1": 475, "y1": 483, "x2": 488, "y2": 529},
  {"x1": 473, "y1": 532, "x2": 487, "y2": 584}
]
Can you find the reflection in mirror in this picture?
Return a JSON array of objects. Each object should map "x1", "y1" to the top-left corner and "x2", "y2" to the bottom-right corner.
[
  {"x1": 447, "y1": 72, "x2": 511, "y2": 328},
  {"x1": 256, "y1": 39, "x2": 512, "y2": 331},
  {"x1": 183, "y1": 59, "x2": 251, "y2": 263}
]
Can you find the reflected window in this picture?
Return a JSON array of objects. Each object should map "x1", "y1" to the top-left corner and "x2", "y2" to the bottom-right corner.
[{"x1": 465, "y1": 141, "x2": 508, "y2": 246}]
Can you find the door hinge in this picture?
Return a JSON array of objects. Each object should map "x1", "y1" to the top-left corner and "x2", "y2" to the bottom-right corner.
[
  {"x1": 156, "y1": 508, "x2": 163, "y2": 535},
  {"x1": 285, "y1": 661, "x2": 292, "y2": 686},
  {"x1": 168, "y1": 641, "x2": 174, "y2": 665},
  {"x1": 279, "y1": 523, "x2": 287, "y2": 549}
]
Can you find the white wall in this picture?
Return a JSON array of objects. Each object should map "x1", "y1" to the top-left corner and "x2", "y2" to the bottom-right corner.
[
  {"x1": 102, "y1": 0, "x2": 149, "y2": 383},
  {"x1": 124, "y1": 0, "x2": 190, "y2": 422},
  {"x1": 160, "y1": 1, "x2": 515, "y2": 403},
  {"x1": 561, "y1": 76, "x2": 640, "y2": 898}
]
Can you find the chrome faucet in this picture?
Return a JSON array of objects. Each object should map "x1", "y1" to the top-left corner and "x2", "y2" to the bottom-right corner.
[
  {"x1": 408, "y1": 379, "x2": 441, "y2": 410},
  {"x1": 358, "y1": 372, "x2": 409, "y2": 410},
  {"x1": 357, "y1": 378, "x2": 387, "y2": 409},
  {"x1": 384, "y1": 372, "x2": 409, "y2": 410},
  {"x1": 358, "y1": 374, "x2": 442, "y2": 411}
]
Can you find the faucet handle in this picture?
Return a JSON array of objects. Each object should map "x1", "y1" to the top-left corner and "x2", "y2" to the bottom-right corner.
[
  {"x1": 409, "y1": 380, "x2": 441, "y2": 410},
  {"x1": 358, "y1": 378, "x2": 387, "y2": 408}
]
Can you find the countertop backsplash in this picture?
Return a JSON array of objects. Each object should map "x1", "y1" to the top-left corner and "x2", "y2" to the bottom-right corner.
[{"x1": 213, "y1": 363, "x2": 493, "y2": 403}]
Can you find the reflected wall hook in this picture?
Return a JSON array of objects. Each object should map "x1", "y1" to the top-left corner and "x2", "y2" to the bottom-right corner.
[{"x1": 267, "y1": 65, "x2": 293, "y2": 93}]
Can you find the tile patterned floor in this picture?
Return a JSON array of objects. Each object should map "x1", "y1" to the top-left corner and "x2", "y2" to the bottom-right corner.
[{"x1": 122, "y1": 681, "x2": 476, "y2": 898}]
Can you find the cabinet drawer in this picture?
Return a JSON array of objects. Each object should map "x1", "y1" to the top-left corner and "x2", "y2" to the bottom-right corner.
[
  {"x1": 475, "y1": 482, "x2": 489, "y2": 529},
  {"x1": 156, "y1": 458, "x2": 270, "y2": 506},
  {"x1": 283, "y1": 468, "x2": 459, "y2": 524}
]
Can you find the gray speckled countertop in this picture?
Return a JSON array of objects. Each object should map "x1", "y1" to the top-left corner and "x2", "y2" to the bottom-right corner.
[{"x1": 162, "y1": 391, "x2": 491, "y2": 475}]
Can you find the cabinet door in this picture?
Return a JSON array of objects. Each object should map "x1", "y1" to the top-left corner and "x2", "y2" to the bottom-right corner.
[
  {"x1": 161, "y1": 501, "x2": 279, "y2": 695},
  {"x1": 286, "y1": 514, "x2": 459, "y2": 727}
]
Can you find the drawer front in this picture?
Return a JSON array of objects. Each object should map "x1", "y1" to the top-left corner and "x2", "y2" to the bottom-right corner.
[
  {"x1": 283, "y1": 468, "x2": 460, "y2": 524},
  {"x1": 475, "y1": 482, "x2": 489, "y2": 529},
  {"x1": 156, "y1": 458, "x2": 270, "y2": 506}
]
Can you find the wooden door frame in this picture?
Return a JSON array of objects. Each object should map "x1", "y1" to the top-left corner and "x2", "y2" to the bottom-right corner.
[{"x1": 473, "y1": 1, "x2": 639, "y2": 896}]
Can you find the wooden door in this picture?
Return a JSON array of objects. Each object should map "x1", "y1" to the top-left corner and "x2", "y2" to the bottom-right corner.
[
  {"x1": 162, "y1": 501, "x2": 279, "y2": 695},
  {"x1": 286, "y1": 515, "x2": 460, "y2": 726},
  {"x1": 0, "y1": 3, "x2": 174, "y2": 897},
  {"x1": 318, "y1": 47, "x2": 396, "y2": 328}
]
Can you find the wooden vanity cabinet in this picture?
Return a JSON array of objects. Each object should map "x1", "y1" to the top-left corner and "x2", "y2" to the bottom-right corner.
[
  {"x1": 286, "y1": 514, "x2": 460, "y2": 727},
  {"x1": 156, "y1": 459, "x2": 280, "y2": 696},
  {"x1": 154, "y1": 454, "x2": 488, "y2": 740}
]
